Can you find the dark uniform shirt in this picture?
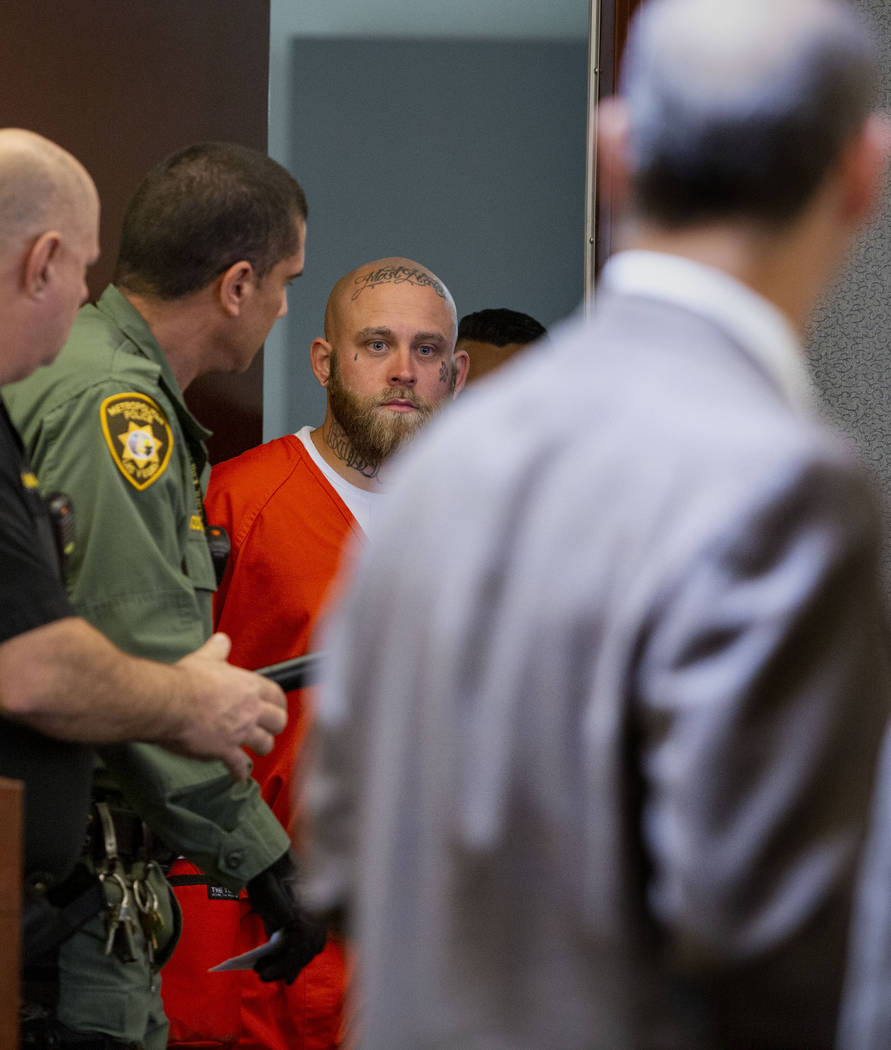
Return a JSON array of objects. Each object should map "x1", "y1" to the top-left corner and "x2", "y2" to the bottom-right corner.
[{"x1": 0, "y1": 397, "x2": 92, "y2": 886}]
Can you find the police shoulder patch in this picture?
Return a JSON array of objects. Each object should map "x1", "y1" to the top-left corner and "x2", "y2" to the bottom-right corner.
[{"x1": 100, "y1": 392, "x2": 174, "y2": 490}]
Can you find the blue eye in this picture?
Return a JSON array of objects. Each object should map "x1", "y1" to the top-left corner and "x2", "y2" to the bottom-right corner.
[
  {"x1": 417, "y1": 345, "x2": 435, "y2": 357},
  {"x1": 369, "y1": 340, "x2": 387, "y2": 352}
]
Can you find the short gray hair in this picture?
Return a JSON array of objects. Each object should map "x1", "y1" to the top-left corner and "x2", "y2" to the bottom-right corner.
[{"x1": 622, "y1": 0, "x2": 879, "y2": 227}]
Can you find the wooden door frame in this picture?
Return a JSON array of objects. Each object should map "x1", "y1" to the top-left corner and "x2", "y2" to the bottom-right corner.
[{"x1": 585, "y1": 0, "x2": 647, "y2": 300}]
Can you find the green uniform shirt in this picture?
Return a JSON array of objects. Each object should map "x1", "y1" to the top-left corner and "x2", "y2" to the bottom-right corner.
[{"x1": 5, "y1": 285, "x2": 288, "y2": 887}]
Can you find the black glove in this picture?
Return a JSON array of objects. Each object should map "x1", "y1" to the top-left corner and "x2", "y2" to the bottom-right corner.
[{"x1": 246, "y1": 851, "x2": 327, "y2": 984}]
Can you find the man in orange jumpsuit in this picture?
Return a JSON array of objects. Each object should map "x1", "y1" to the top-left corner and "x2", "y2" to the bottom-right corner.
[{"x1": 164, "y1": 257, "x2": 469, "y2": 1049}]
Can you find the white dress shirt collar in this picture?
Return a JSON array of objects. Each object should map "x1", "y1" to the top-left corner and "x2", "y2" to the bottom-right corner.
[{"x1": 600, "y1": 250, "x2": 815, "y2": 415}]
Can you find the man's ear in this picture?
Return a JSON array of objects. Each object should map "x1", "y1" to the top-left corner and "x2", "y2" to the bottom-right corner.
[
  {"x1": 839, "y1": 113, "x2": 891, "y2": 228},
  {"x1": 596, "y1": 96, "x2": 632, "y2": 215},
  {"x1": 451, "y1": 346, "x2": 470, "y2": 397},
  {"x1": 218, "y1": 260, "x2": 255, "y2": 317},
  {"x1": 310, "y1": 337, "x2": 333, "y2": 387},
  {"x1": 23, "y1": 231, "x2": 61, "y2": 298}
]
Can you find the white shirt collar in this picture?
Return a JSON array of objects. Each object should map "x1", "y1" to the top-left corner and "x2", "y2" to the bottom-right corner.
[{"x1": 600, "y1": 250, "x2": 815, "y2": 415}]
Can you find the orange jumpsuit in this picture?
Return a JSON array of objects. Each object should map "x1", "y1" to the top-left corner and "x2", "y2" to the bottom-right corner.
[{"x1": 163, "y1": 433, "x2": 361, "y2": 1050}]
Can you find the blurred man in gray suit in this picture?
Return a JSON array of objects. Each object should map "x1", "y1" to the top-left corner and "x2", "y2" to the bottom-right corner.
[{"x1": 299, "y1": 1, "x2": 891, "y2": 1047}]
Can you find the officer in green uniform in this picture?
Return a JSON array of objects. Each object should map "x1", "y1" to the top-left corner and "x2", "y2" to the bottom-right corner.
[{"x1": 6, "y1": 142, "x2": 323, "y2": 1049}]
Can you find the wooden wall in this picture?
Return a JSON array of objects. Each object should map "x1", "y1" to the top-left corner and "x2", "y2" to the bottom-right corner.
[{"x1": 0, "y1": 0, "x2": 272, "y2": 463}]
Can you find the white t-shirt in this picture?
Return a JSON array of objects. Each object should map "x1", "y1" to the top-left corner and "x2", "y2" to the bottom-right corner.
[{"x1": 295, "y1": 425, "x2": 383, "y2": 534}]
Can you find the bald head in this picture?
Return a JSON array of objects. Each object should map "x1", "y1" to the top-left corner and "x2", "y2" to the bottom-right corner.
[
  {"x1": 0, "y1": 130, "x2": 100, "y2": 385},
  {"x1": 634, "y1": 0, "x2": 868, "y2": 98},
  {"x1": 324, "y1": 257, "x2": 456, "y2": 343},
  {"x1": 621, "y1": 0, "x2": 879, "y2": 226},
  {"x1": 0, "y1": 129, "x2": 98, "y2": 258}
]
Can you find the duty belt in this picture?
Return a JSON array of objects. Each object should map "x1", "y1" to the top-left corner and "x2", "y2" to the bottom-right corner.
[
  {"x1": 22, "y1": 864, "x2": 105, "y2": 970},
  {"x1": 86, "y1": 801, "x2": 153, "y2": 866}
]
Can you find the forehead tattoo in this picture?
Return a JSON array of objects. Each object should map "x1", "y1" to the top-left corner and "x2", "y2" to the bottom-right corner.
[{"x1": 350, "y1": 265, "x2": 447, "y2": 302}]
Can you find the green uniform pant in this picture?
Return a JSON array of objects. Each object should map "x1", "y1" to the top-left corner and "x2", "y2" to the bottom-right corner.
[{"x1": 56, "y1": 862, "x2": 179, "y2": 1049}]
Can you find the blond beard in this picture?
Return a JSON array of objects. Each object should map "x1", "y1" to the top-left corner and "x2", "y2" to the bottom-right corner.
[{"x1": 326, "y1": 351, "x2": 435, "y2": 474}]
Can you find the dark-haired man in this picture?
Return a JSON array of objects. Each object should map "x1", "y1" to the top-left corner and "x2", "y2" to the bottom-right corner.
[
  {"x1": 6, "y1": 142, "x2": 322, "y2": 1049},
  {"x1": 0, "y1": 126, "x2": 290, "y2": 1046},
  {"x1": 456, "y1": 307, "x2": 546, "y2": 383},
  {"x1": 163, "y1": 256, "x2": 467, "y2": 1050},
  {"x1": 301, "y1": 1, "x2": 891, "y2": 1047}
]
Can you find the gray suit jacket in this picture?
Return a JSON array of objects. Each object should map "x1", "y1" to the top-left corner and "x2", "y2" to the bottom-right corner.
[
  {"x1": 839, "y1": 727, "x2": 891, "y2": 1048},
  {"x1": 305, "y1": 291, "x2": 891, "y2": 1049}
]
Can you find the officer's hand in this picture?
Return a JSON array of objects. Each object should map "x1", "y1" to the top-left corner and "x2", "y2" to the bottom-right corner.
[
  {"x1": 253, "y1": 912, "x2": 327, "y2": 984},
  {"x1": 248, "y1": 851, "x2": 327, "y2": 984},
  {"x1": 172, "y1": 632, "x2": 287, "y2": 780}
]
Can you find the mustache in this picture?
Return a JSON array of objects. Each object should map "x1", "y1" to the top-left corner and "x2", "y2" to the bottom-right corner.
[{"x1": 374, "y1": 387, "x2": 426, "y2": 408}]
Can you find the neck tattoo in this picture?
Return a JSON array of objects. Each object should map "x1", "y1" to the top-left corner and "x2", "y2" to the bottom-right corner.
[{"x1": 326, "y1": 419, "x2": 381, "y2": 479}]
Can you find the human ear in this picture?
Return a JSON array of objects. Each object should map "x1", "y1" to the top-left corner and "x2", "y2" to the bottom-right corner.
[
  {"x1": 840, "y1": 113, "x2": 891, "y2": 228},
  {"x1": 23, "y1": 231, "x2": 61, "y2": 298},
  {"x1": 451, "y1": 347, "x2": 470, "y2": 396},
  {"x1": 218, "y1": 260, "x2": 255, "y2": 317},
  {"x1": 596, "y1": 96, "x2": 632, "y2": 215},
  {"x1": 309, "y1": 338, "x2": 334, "y2": 386}
]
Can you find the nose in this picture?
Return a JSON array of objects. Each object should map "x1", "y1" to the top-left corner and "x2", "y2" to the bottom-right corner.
[
  {"x1": 278, "y1": 288, "x2": 288, "y2": 319},
  {"x1": 389, "y1": 346, "x2": 416, "y2": 387}
]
